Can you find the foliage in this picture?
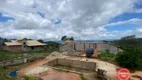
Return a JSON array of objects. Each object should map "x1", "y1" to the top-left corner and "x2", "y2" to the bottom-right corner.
[
  {"x1": 98, "y1": 51, "x2": 115, "y2": 61},
  {"x1": 61, "y1": 35, "x2": 67, "y2": 41},
  {"x1": 70, "y1": 37, "x2": 74, "y2": 41},
  {"x1": 37, "y1": 39, "x2": 44, "y2": 43},
  {"x1": 115, "y1": 51, "x2": 138, "y2": 70},
  {"x1": 0, "y1": 37, "x2": 8, "y2": 46},
  {"x1": 0, "y1": 50, "x2": 51, "y2": 61},
  {"x1": 0, "y1": 63, "x2": 31, "y2": 80},
  {"x1": 111, "y1": 35, "x2": 142, "y2": 70},
  {"x1": 45, "y1": 41, "x2": 60, "y2": 51},
  {"x1": 61, "y1": 35, "x2": 74, "y2": 41},
  {"x1": 23, "y1": 76, "x2": 38, "y2": 80},
  {"x1": 80, "y1": 74, "x2": 88, "y2": 80},
  {"x1": 0, "y1": 51, "x2": 23, "y2": 61}
]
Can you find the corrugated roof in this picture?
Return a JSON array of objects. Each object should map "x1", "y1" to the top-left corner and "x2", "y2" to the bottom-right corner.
[
  {"x1": 26, "y1": 40, "x2": 46, "y2": 46},
  {"x1": 4, "y1": 42, "x2": 22, "y2": 46},
  {"x1": 4, "y1": 40, "x2": 46, "y2": 46}
]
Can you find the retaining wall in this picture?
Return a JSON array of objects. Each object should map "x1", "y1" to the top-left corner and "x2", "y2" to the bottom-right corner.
[
  {"x1": 0, "y1": 55, "x2": 45, "y2": 66},
  {"x1": 47, "y1": 58, "x2": 96, "y2": 71}
]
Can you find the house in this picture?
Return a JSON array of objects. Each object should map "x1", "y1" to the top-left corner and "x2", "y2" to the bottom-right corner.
[
  {"x1": 60, "y1": 40, "x2": 122, "y2": 55},
  {"x1": 4, "y1": 39, "x2": 46, "y2": 52}
]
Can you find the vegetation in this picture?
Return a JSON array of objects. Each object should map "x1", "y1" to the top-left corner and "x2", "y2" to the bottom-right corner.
[
  {"x1": 61, "y1": 35, "x2": 74, "y2": 41},
  {"x1": 99, "y1": 35, "x2": 142, "y2": 70},
  {"x1": 0, "y1": 62, "x2": 31, "y2": 80},
  {"x1": 37, "y1": 39, "x2": 44, "y2": 43},
  {"x1": 23, "y1": 76, "x2": 38, "y2": 80},
  {"x1": 0, "y1": 50, "x2": 23, "y2": 61},
  {"x1": 45, "y1": 41, "x2": 60, "y2": 51},
  {"x1": 115, "y1": 51, "x2": 138, "y2": 70},
  {"x1": 0, "y1": 50, "x2": 51, "y2": 61},
  {"x1": 80, "y1": 74, "x2": 88, "y2": 80},
  {"x1": 111, "y1": 35, "x2": 142, "y2": 70},
  {"x1": 98, "y1": 50, "x2": 115, "y2": 61}
]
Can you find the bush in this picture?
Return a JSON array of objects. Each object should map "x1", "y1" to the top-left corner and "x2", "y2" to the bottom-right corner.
[
  {"x1": 137, "y1": 59, "x2": 142, "y2": 70},
  {"x1": 23, "y1": 76, "x2": 38, "y2": 80},
  {"x1": 98, "y1": 51, "x2": 115, "y2": 61},
  {"x1": 115, "y1": 51, "x2": 138, "y2": 70}
]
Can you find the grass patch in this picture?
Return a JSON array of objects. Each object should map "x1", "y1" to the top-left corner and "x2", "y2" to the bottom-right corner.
[
  {"x1": 0, "y1": 62, "x2": 31, "y2": 80},
  {"x1": 23, "y1": 76, "x2": 38, "y2": 80},
  {"x1": 0, "y1": 51, "x2": 23, "y2": 61},
  {"x1": 80, "y1": 74, "x2": 88, "y2": 80},
  {"x1": 0, "y1": 50, "x2": 52, "y2": 61},
  {"x1": 98, "y1": 52, "x2": 115, "y2": 61}
]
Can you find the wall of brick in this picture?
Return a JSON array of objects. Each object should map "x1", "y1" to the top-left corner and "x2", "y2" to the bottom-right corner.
[{"x1": 4, "y1": 45, "x2": 22, "y2": 52}]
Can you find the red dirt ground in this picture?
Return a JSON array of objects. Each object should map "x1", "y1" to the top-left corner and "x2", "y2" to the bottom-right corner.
[
  {"x1": 19, "y1": 58, "x2": 48, "y2": 74},
  {"x1": 40, "y1": 70, "x2": 81, "y2": 80}
]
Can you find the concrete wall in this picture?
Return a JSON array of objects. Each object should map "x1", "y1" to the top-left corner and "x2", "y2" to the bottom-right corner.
[
  {"x1": 60, "y1": 42, "x2": 119, "y2": 54},
  {"x1": 47, "y1": 58, "x2": 96, "y2": 71},
  {"x1": 47, "y1": 58, "x2": 109, "y2": 80},
  {"x1": 0, "y1": 59, "x2": 24, "y2": 66},
  {"x1": 60, "y1": 43, "x2": 74, "y2": 52},
  {"x1": 97, "y1": 43, "x2": 118, "y2": 54},
  {"x1": 0, "y1": 55, "x2": 45, "y2": 66},
  {"x1": 75, "y1": 43, "x2": 84, "y2": 51}
]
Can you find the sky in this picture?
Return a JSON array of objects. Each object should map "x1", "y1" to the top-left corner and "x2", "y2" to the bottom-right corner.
[{"x1": 0, "y1": 0, "x2": 142, "y2": 40}]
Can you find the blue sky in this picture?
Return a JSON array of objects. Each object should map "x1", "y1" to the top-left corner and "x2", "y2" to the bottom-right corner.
[
  {"x1": 0, "y1": 0, "x2": 142, "y2": 40},
  {"x1": 134, "y1": 1, "x2": 142, "y2": 9},
  {"x1": 0, "y1": 12, "x2": 14, "y2": 22},
  {"x1": 106, "y1": 23, "x2": 138, "y2": 31},
  {"x1": 106, "y1": 13, "x2": 142, "y2": 31},
  {"x1": 109, "y1": 13, "x2": 142, "y2": 23}
]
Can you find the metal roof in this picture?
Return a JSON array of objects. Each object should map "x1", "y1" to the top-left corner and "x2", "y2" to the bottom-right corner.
[{"x1": 4, "y1": 40, "x2": 46, "y2": 46}]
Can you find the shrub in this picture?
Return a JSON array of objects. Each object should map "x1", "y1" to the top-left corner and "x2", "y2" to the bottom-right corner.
[
  {"x1": 98, "y1": 51, "x2": 115, "y2": 61},
  {"x1": 23, "y1": 76, "x2": 38, "y2": 80},
  {"x1": 137, "y1": 59, "x2": 142, "y2": 70},
  {"x1": 115, "y1": 51, "x2": 138, "y2": 70}
]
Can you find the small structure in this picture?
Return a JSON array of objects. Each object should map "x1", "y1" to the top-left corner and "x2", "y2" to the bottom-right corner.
[{"x1": 4, "y1": 39, "x2": 46, "y2": 52}]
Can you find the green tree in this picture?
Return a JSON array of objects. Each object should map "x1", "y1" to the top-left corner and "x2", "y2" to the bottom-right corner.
[
  {"x1": 45, "y1": 41, "x2": 60, "y2": 51},
  {"x1": 61, "y1": 35, "x2": 67, "y2": 41},
  {"x1": 113, "y1": 35, "x2": 142, "y2": 70},
  {"x1": 70, "y1": 37, "x2": 74, "y2": 41},
  {"x1": 38, "y1": 39, "x2": 44, "y2": 43},
  {"x1": 115, "y1": 51, "x2": 138, "y2": 70},
  {"x1": 61, "y1": 35, "x2": 74, "y2": 41}
]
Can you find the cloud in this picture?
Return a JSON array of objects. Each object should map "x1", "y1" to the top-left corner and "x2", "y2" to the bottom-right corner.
[
  {"x1": 0, "y1": 0, "x2": 141, "y2": 40},
  {"x1": 104, "y1": 18, "x2": 142, "y2": 27}
]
